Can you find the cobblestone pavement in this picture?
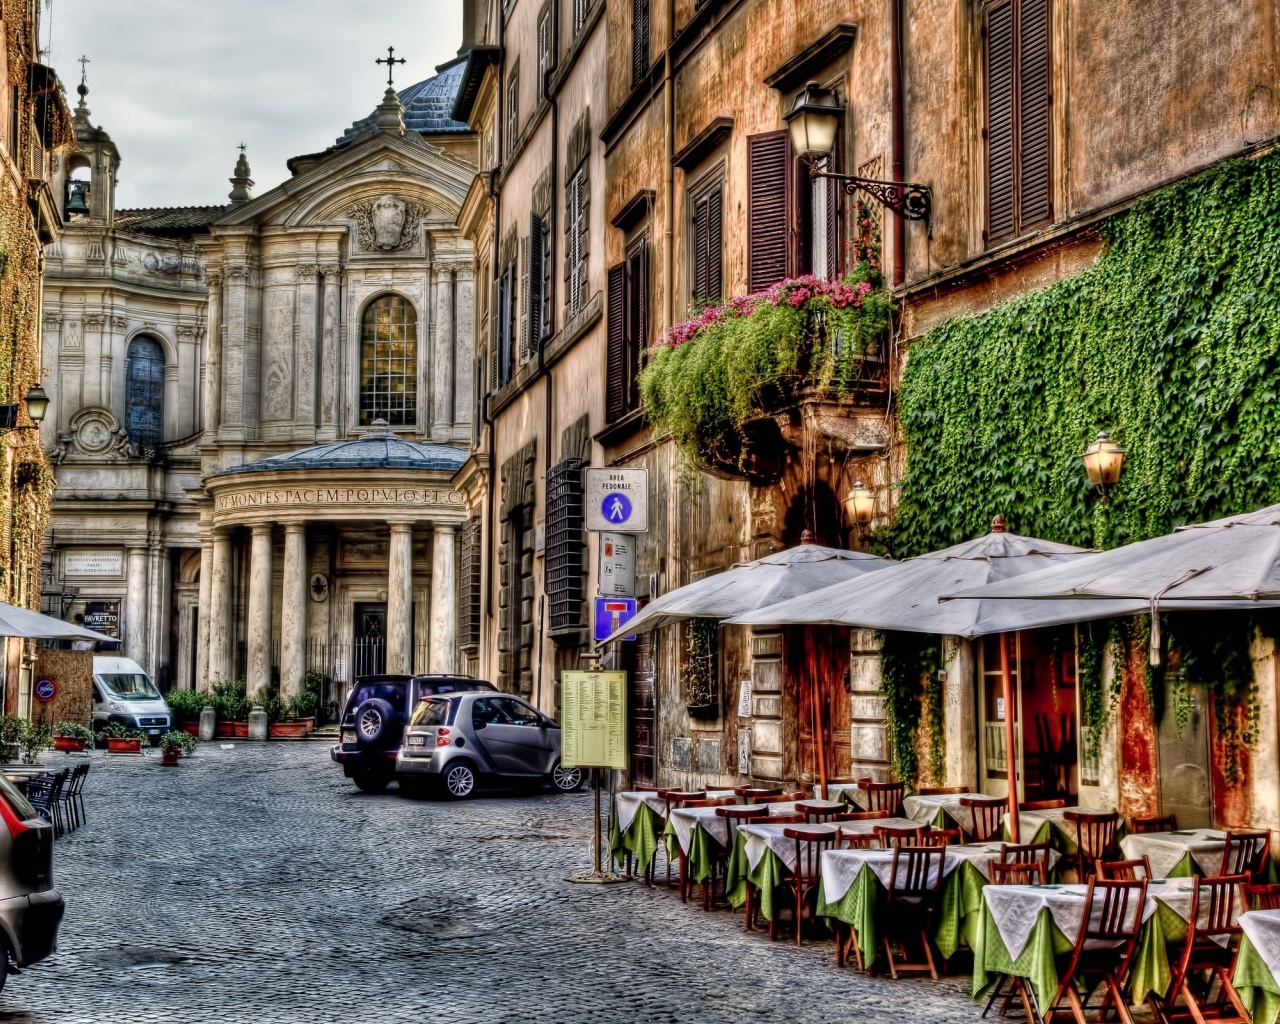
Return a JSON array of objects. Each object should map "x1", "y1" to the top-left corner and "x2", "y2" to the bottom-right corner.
[{"x1": 4, "y1": 743, "x2": 982, "y2": 1023}]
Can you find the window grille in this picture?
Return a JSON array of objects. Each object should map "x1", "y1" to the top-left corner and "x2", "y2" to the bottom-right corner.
[
  {"x1": 545, "y1": 458, "x2": 586, "y2": 630},
  {"x1": 359, "y1": 294, "x2": 418, "y2": 426}
]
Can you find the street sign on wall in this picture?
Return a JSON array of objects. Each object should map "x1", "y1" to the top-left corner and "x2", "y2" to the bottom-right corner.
[
  {"x1": 598, "y1": 532, "x2": 636, "y2": 597},
  {"x1": 584, "y1": 469, "x2": 649, "y2": 533},
  {"x1": 560, "y1": 670, "x2": 627, "y2": 769},
  {"x1": 593, "y1": 597, "x2": 637, "y2": 642}
]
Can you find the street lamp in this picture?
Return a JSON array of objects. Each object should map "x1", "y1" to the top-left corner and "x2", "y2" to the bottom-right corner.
[
  {"x1": 843, "y1": 480, "x2": 875, "y2": 531},
  {"x1": 784, "y1": 81, "x2": 932, "y2": 222},
  {"x1": 1082, "y1": 431, "x2": 1125, "y2": 502},
  {"x1": 0, "y1": 384, "x2": 50, "y2": 433}
]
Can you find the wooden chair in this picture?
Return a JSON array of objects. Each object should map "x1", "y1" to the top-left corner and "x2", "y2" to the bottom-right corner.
[
  {"x1": 780, "y1": 825, "x2": 837, "y2": 945},
  {"x1": 863, "y1": 781, "x2": 906, "y2": 817},
  {"x1": 961, "y1": 795, "x2": 1007, "y2": 843},
  {"x1": 880, "y1": 845, "x2": 946, "y2": 979},
  {"x1": 1220, "y1": 830, "x2": 1271, "y2": 881},
  {"x1": 752, "y1": 791, "x2": 805, "y2": 805},
  {"x1": 1129, "y1": 814, "x2": 1177, "y2": 834},
  {"x1": 658, "y1": 791, "x2": 706, "y2": 886},
  {"x1": 916, "y1": 785, "x2": 968, "y2": 795},
  {"x1": 1042, "y1": 878, "x2": 1147, "y2": 1024},
  {"x1": 876, "y1": 823, "x2": 931, "y2": 849},
  {"x1": 922, "y1": 828, "x2": 964, "y2": 848},
  {"x1": 796, "y1": 799, "x2": 845, "y2": 824},
  {"x1": 1020, "y1": 798, "x2": 1067, "y2": 811},
  {"x1": 1096, "y1": 857, "x2": 1153, "y2": 881},
  {"x1": 767, "y1": 813, "x2": 806, "y2": 824},
  {"x1": 1246, "y1": 882, "x2": 1280, "y2": 910},
  {"x1": 1149, "y1": 874, "x2": 1251, "y2": 1024},
  {"x1": 1063, "y1": 809, "x2": 1121, "y2": 882},
  {"x1": 835, "y1": 808, "x2": 889, "y2": 822},
  {"x1": 999, "y1": 841, "x2": 1054, "y2": 878},
  {"x1": 837, "y1": 830, "x2": 880, "y2": 851},
  {"x1": 717, "y1": 805, "x2": 769, "y2": 922},
  {"x1": 735, "y1": 786, "x2": 783, "y2": 804},
  {"x1": 982, "y1": 862, "x2": 1045, "y2": 1020},
  {"x1": 990, "y1": 860, "x2": 1045, "y2": 885}
]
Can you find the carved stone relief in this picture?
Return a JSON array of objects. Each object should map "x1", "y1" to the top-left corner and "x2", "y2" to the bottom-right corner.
[{"x1": 348, "y1": 194, "x2": 426, "y2": 252}]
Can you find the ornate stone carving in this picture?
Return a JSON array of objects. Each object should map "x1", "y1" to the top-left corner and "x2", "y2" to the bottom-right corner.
[
  {"x1": 205, "y1": 269, "x2": 224, "y2": 288},
  {"x1": 319, "y1": 262, "x2": 343, "y2": 277},
  {"x1": 42, "y1": 312, "x2": 62, "y2": 327},
  {"x1": 67, "y1": 407, "x2": 142, "y2": 459},
  {"x1": 64, "y1": 321, "x2": 81, "y2": 347},
  {"x1": 83, "y1": 313, "x2": 106, "y2": 329},
  {"x1": 294, "y1": 263, "x2": 319, "y2": 279},
  {"x1": 224, "y1": 264, "x2": 250, "y2": 280},
  {"x1": 176, "y1": 322, "x2": 199, "y2": 339},
  {"x1": 348, "y1": 194, "x2": 426, "y2": 252},
  {"x1": 143, "y1": 251, "x2": 183, "y2": 275},
  {"x1": 111, "y1": 315, "x2": 128, "y2": 330}
]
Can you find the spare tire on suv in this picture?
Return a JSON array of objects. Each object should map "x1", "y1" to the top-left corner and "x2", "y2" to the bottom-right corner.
[{"x1": 354, "y1": 697, "x2": 398, "y2": 747}]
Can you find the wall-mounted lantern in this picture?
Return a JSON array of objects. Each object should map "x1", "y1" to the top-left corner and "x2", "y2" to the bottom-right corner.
[
  {"x1": 0, "y1": 385, "x2": 50, "y2": 433},
  {"x1": 1082, "y1": 431, "x2": 1125, "y2": 502},
  {"x1": 843, "y1": 480, "x2": 875, "y2": 531}
]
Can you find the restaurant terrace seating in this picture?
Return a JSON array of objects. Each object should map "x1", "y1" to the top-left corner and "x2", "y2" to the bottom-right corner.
[
  {"x1": 1096, "y1": 857, "x2": 1153, "y2": 881},
  {"x1": 1019, "y1": 798, "x2": 1067, "y2": 811},
  {"x1": 876, "y1": 823, "x2": 931, "y2": 848},
  {"x1": 981, "y1": 862, "x2": 1043, "y2": 1020},
  {"x1": 916, "y1": 786, "x2": 969, "y2": 795},
  {"x1": 998, "y1": 841, "x2": 1053, "y2": 878},
  {"x1": 1063, "y1": 809, "x2": 1121, "y2": 882},
  {"x1": 1246, "y1": 882, "x2": 1280, "y2": 910},
  {"x1": 1221, "y1": 829, "x2": 1271, "y2": 881},
  {"x1": 863, "y1": 781, "x2": 906, "y2": 817},
  {"x1": 922, "y1": 828, "x2": 964, "y2": 847},
  {"x1": 1130, "y1": 813, "x2": 1177, "y2": 834},
  {"x1": 880, "y1": 845, "x2": 946, "y2": 980},
  {"x1": 781, "y1": 825, "x2": 837, "y2": 946},
  {"x1": 960, "y1": 795, "x2": 1006, "y2": 843}
]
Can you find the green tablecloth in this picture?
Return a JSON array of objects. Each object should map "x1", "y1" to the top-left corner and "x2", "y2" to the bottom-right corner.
[
  {"x1": 724, "y1": 831, "x2": 791, "y2": 923},
  {"x1": 662, "y1": 818, "x2": 725, "y2": 885},
  {"x1": 1236, "y1": 934, "x2": 1280, "y2": 1024},
  {"x1": 610, "y1": 800, "x2": 664, "y2": 873},
  {"x1": 971, "y1": 895, "x2": 1179, "y2": 1013}
]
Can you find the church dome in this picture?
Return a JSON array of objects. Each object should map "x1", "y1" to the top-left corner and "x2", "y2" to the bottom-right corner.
[
  {"x1": 336, "y1": 56, "x2": 470, "y2": 147},
  {"x1": 216, "y1": 432, "x2": 468, "y2": 476}
]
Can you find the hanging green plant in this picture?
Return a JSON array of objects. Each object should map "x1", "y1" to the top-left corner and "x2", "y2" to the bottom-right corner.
[
  {"x1": 684, "y1": 618, "x2": 719, "y2": 712},
  {"x1": 877, "y1": 630, "x2": 944, "y2": 788}
]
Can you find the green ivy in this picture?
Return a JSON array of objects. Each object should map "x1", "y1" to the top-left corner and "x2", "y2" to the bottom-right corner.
[
  {"x1": 684, "y1": 618, "x2": 718, "y2": 707},
  {"x1": 878, "y1": 630, "x2": 944, "y2": 787}
]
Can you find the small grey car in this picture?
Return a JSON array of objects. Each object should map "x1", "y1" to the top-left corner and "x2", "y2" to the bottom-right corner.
[{"x1": 396, "y1": 692, "x2": 584, "y2": 798}]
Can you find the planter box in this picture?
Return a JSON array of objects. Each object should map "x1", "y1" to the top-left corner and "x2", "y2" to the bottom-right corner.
[
  {"x1": 686, "y1": 703, "x2": 720, "y2": 721},
  {"x1": 106, "y1": 737, "x2": 142, "y2": 753},
  {"x1": 178, "y1": 721, "x2": 201, "y2": 736},
  {"x1": 161, "y1": 748, "x2": 181, "y2": 765},
  {"x1": 268, "y1": 718, "x2": 315, "y2": 739},
  {"x1": 214, "y1": 721, "x2": 249, "y2": 739},
  {"x1": 53, "y1": 737, "x2": 86, "y2": 753}
]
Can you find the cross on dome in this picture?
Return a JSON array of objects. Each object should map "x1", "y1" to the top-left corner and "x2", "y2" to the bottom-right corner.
[{"x1": 375, "y1": 46, "x2": 407, "y2": 88}]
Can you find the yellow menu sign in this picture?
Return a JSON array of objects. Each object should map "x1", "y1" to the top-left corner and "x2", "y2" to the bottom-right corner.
[{"x1": 560, "y1": 670, "x2": 627, "y2": 769}]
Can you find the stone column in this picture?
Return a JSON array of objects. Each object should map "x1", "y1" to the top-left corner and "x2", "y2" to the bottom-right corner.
[
  {"x1": 318, "y1": 263, "x2": 342, "y2": 441},
  {"x1": 294, "y1": 266, "x2": 318, "y2": 431},
  {"x1": 202, "y1": 270, "x2": 223, "y2": 436},
  {"x1": 246, "y1": 524, "x2": 274, "y2": 696},
  {"x1": 124, "y1": 546, "x2": 149, "y2": 666},
  {"x1": 429, "y1": 524, "x2": 457, "y2": 674},
  {"x1": 194, "y1": 539, "x2": 213, "y2": 689},
  {"x1": 433, "y1": 268, "x2": 455, "y2": 435},
  {"x1": 386, "y1": 523, "x2": 414, "y2": 674},
  {"x1": 206, "y1": 532, "x2": 233, "y2": 688},
  {"x1": 281, "y1": 523, "x2": 308, "y2": 699}
]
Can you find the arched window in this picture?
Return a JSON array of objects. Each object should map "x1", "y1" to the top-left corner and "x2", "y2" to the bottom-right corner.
[
  {"x1": 125, "y1": 336, "x2": 165, "y2": 446},
  {"x1": 360, "y1": 294, "x2": 418, "y2": 427}
]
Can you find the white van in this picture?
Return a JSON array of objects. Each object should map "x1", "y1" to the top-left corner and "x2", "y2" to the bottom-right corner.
[{"x1": 91, "y1": 656, "x2": 171, "y2": 740}]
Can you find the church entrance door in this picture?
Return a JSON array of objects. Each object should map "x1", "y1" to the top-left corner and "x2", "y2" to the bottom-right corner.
[{"x1": 354, "y1": 603, "x2": 387, "y2": 678}]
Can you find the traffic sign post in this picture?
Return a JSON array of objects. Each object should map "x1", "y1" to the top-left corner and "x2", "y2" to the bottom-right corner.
[
  {"x1": 585, "y1": 469, "x2": 648, "y2": 533},
  {"x1": 34, "y1": 678, "x2": 56, "y2": 702},
  {"x1": 594, "y1": 597, "x2": 637, "y2": 642}
]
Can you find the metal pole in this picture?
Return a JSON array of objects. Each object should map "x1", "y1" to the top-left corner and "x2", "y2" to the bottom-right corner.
[
  {"x1": 1001, "y1": 631, "x2": 1020, "y2": 843},
  {"x1": 593, "y1": 769, "x2": 602, "y2": 875}
]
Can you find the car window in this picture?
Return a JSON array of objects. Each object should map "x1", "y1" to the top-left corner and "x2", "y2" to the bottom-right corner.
[
  {"x1": 471, "y1": 698, "x2": 507, "y2": 727},
  {"x1": 409, "y1": 698, "x2": 450, "y2": 727},
  {"x1": 96, "y1": 673, "x2": 161, "y2": 700},
  {"x1": 350, "y1": 683, "x2": 405, "y2": 714},
  {"x1": 492, "y1": 696, "x2": 540, "y2": 725},
  {"x1": 0, "y1": 774, "x2": 37, "y2": 821}
]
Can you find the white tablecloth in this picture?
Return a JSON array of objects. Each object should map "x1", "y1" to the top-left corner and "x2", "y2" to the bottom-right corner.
[
  {"x1": 820, "y1": 841, "x2": 1006, "y2": 904},
  {"x1": 668, "y1": 806, "x2": 736, "y2": 854},
  {"x1": 984, "y1": 883, "x2": 1151, "y2": 960},
  {"x1": 1240, "y1": 909, "x2": 1280, "y2": 975},
  {"x1": 1006, "y1": 806, "x2": 1120, "y2": 846},
  {"x1": 1120, "y1": 829, "x2": 1234, "y2": 880},
  {"x1": 614, "y1": 791, "x2": 666, "y2": 833},
  {"x1": 827, "y1": 783, "x2": 869, "y2": 809},
  {"x1": 739, "y1": 822, "x2": 841, "y2": 872},
  {"x1": 796, "y1": 799, "x2": 847, "y2": 817},
  {"x1": 902, "y1": 792, "x2": 987, "y2": 831}
]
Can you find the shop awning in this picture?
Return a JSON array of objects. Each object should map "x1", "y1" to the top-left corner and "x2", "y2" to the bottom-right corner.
[
  {"x1": 0, "y1": 602, "x2": 114, "y2": 642},
  {"x1": 597, "y1": 539, "x2": 891, "y2": 644}
]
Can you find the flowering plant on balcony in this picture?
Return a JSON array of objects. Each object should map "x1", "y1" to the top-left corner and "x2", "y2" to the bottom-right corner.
[{"x1": 639, "y1": 262, "x2": 893, "y2": 470}]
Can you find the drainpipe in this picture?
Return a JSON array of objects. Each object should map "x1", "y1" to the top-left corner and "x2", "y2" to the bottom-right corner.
[
  {"x1": 540, "y1": 0, "x2": 560, "y2": 479},
  {"x1": 484, "y1": 10, "x2": 506, "y2": 623},
  {"x1": 662, "y1": 0, "x2": 675, "y2": 331},
  {"x1": 891, "y1": 0, "x2": 906, "y2": 287}
]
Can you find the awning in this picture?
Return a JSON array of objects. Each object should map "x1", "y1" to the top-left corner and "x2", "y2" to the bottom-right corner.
[{"x1": 0, "y1": 602, "x2": 115, "y2": 642}]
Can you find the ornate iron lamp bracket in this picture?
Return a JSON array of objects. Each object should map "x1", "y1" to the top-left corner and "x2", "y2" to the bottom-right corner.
[{"x1": 808, "y1": 161, "x2": 932, "y2": 223}]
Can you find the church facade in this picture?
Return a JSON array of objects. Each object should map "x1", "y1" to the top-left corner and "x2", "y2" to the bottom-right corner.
[{"x1": 40, "y1": 64, "x2": 479, "y2": 701}]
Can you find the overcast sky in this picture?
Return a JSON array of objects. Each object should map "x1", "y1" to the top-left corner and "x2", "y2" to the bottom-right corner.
[{"x1": 43, "y1": 1, "x2": 464, "y2": 209}]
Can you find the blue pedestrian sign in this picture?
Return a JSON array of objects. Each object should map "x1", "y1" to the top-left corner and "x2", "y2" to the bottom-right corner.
[
  {"x1": 601, "y1": 492, "x2": 632, "y2": 526},
  {"x1": 584, "y1": 469, "x2": 649, "y2": 532}
]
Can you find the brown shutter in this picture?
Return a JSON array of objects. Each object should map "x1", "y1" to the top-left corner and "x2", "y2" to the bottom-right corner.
[
  {"x1": 632, "y1": 0, "x2": 650, "y2": 85},
  {"x1": 519, "y1": 235, "x2": 531, "y2": 362},
  {"x1": 984, "y1": 0, "x2": 1016, "y2": 243},
  {"x1": 635, "y1": 239, "x2": 649, "y2": 407},
  {"x1": 606, "y1": 261, "x2": 626, "y2": 422},
  {"x1": 527, "y1": 214, "x2": 545, "y2": 346},
  {"x1": 747, "y1": 131, "x2": 792, "y2": 292},
  {"x1": 489, "y1": 278, "x2": 500, "y2": 392},
  {"x1": 1018, "y1": 0, "x2": 1052, "y2": 229},
  {"x1": 693, "y1": 195, "x2": 709, "y2": 300},
  {"x1": 706, "y1": 186, "x2": 723, "y2": 301}
]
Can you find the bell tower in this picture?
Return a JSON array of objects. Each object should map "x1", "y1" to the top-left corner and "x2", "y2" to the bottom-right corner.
[{"x1": 58, "y1": 58, "x2": 120, "y2": 225}]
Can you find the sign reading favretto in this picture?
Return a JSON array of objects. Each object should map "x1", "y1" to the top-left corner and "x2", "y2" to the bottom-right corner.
[{"x1": 213, "y1": 485, "x2": 465, "y2": 519}]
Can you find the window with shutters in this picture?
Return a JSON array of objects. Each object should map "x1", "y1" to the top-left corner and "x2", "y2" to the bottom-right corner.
[
  {"x1": 537, "y1": 5, "x2": 553, "y2": 99},
  {"x1": 574, "y1": 0, "x2": 589, "y2": 34},
  {"x1": 496, "y1": 261, "x2": 516, "y2": 389},
  {"x1": 983, "y1": 0, "x2": 1052, "y2": 245},
  {"x1": 359, "y1": 295, "x2": 418, "y2": 426},
  {"x1": 459, "y1": 516, "x2": 483, "y2": 651},
  {"x1": 518, "y1": 235, "x2": 532, "y2": 362},
  {"x1": 632, "y1": 0, "x2": 650, "y2": 87},
  {"x1": 747, "y1": 131, "x2": 792, "y2": 292},
  {"x1": 565, "y1": 167, "x2": 589, "y2": 316},
  {"x1": 689, "y1": 179, "x2": 723, "y2": 305},
  {"x1": 506, "y1": 69, "x2": 519, "y2": 155},
  {"x1": 606, "y1": 237, "x2": 648, "y2": 423},
  {"x1": 545, "y1": 458, "x2": 586, "y2": 630},
  {"x1": 524, "y1": 214, "x2": 549, "y2": 353}
]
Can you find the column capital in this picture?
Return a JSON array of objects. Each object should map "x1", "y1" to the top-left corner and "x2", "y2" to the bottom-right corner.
[
  {"x1": 250, "y1": 523, "x2": 275, "y2": 538},
  {"x1": 432, "y1": 522, "x2": 459, "y2": 534},
  {"x1": 387, "y1": 521, "x2": 414, "y2": 534},
  {"x1": 283, "y1": 522, "x2": 307, "y2": 536}
]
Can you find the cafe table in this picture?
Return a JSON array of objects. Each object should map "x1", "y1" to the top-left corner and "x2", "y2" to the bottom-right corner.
[
  {"x1": 1234, "y1": 908, "x2": 1280, "y2": 1024},
  {"x1": 664, "y1": 796, "x2": 781, "y2": 884},
  {"x1": 827, "y1": 783, "x2": 869, "y2": 809},
  {"x1": 972, "y1": 878, "x2": 1202, "y2": 1014},
  {"x1": 1003, "y1": 806, "x2": 1124, "y2": 854},
  {"x1": 1120, "y1": 827, "x2": 1274, "y2": 881},
  {"x1": 609, "y1": 791, "x2": 667, "y2": 872},
  {"x1": 902, "y1": 792, "x2": 987, "y2": 832}
]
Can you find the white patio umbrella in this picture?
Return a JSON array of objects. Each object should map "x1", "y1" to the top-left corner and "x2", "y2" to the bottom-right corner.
[
  {"x1": 727, "y1": 517, "x2": 1149, "y2": 841},
  {"x1": 0, "y1": 601, "x2": 115, "y2": 642}
]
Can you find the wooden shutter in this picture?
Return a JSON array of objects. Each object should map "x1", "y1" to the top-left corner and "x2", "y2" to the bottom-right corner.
[
  {"x1": 1018, "y1": 0, "x2": 1052, "y2": 229},
  {"x1": 747, "y1": 131, "x2": 792, "y2": 292},
  {"x1": 984, "y1": 0, "x2": 1016, "y2": 243},
  {"x1": 633, "y1": 0, "x2": 650, "y2": 85},
  {"x1": 518, "y1": 235, "x2": 531, "y2": 362},
  {"x1": 538, "y1": 8, "x2": 551, "y2": 96},
  {"x1": 527, "y1": 215, "x2": 544, "y2": 348},
  {"x1": 633, "y1": 240, "x2": 649, "y2": 410},
  {"x1": 606, "y1": 262, "x2": 627, "y2": 422},
  {"x1": 706, "y1": 186, "x2": 723, "y2": 301},
  {"x1": 693, "y1": 195, "x2": 709, "y2": 300},
  {"x1": 496, "y1": 274, "x2": 509, "y2": 387}
]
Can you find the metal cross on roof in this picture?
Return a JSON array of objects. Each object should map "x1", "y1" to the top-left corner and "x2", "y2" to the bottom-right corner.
[
  {"x1": 375, "y1": 46, "x2": 407, "y2": 88},
  {"x1": 77, "y1": 54, "x2": 90, "y2": 85}
]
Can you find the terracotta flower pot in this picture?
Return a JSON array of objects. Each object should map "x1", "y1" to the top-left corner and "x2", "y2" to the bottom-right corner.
[
  {"x1": 106, "y1": 737, "x2": 142, "y2": 753},
  {"x1": 232, "y1": 721, "x2": 249, "y2": 738},
  {"x1": 268, "y1": 718, "x2": 315, "y2": 740},
  {"x1": 178, "y1": 721, "x2": 201, "y2": 737},
  {"x1": 161, "y1": 747, "x2": 181, "y2": 765},
  {"x1": 53, "y1": 736, "x2": 85, "y2": 753}
]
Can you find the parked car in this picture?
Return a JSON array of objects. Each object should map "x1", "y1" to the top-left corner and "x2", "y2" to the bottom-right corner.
[
  {"x1": 91, "y1": 656, "x2": 171, "y2": 742},
  {"x1": 396, "y1": 691, "x2": 584, "y2": 798},
  {"x1": 330, "y1": 674, "x2": 496, "y2": 793},
  {"x1": 0, "y1": 775, "x2": 63, "y2": 991}
]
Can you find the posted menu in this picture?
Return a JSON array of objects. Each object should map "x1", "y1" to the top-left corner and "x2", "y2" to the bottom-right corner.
[{"x1": 560, "y1": 671, "x2": 627, "y2": 769}]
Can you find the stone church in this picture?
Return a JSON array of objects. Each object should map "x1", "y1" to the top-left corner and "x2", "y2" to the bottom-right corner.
[{"x1": 39, "y1": 61, "x2": 478, "y2": 703}]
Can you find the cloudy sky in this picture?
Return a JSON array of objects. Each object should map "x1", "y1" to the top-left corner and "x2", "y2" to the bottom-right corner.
[{"x1": 44, "y1": 1, "x2": 464, "y2": 209}]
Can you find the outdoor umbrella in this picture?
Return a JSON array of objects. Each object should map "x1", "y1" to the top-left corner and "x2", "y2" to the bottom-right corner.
[
  {"x1": 727, "y1": 517, "x2": 1149, "y2": 840},
  {"x1": 0, "y1": 601, "x2": 115, "y2": 642}
]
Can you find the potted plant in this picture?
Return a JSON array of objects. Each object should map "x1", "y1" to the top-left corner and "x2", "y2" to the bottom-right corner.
[
  {"x1": 0, "y1": 716, "x2": 22, "y2": 763},
  {"x1": 684, "y1": 618, "x2": 721, "y2": 720},
  {"x1": 165, "y1": 689, "x2": 205, "y2": 735},
  {"x1": 18, "y1": 722, "x2": 51, "y2": 764},
  {"x1": 102, "y1": 721, "x2": 144, "y2": 753},
  {"x1": 53, "y1": 722, "x2": 94, "y2": 753},
  {"x1": 158, "y1": 730, "x2": 188, "y2": 765},
  {"x1": 270, "y1": 690, "x2": 318, "y2": 739},
  {"x1": 211, "y1": 680, "x2": 250, "y2": 738}
]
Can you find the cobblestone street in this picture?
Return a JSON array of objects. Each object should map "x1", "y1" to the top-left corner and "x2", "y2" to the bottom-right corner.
[{"x1": 5, "y1": 744, "x2": 978, "y2": 1023}]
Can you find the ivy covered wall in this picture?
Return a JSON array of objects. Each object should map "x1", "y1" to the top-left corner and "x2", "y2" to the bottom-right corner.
[{"x1": 886, "y1": 149, "x2": 1280, "y2": 558}]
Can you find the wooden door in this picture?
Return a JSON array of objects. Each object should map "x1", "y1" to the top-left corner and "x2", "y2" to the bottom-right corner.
[
  {"x1": 786, "y1": 626, "x2": 851, "y2": 786},
  {"x1": 628, "y1": 633, "x2": 657, "y2": 786}
]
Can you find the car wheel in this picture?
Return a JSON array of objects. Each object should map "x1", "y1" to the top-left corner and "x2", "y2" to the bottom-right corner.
[
  {"x1": 354, "y1": 698, "x2": 397, "y2": 746},
  {"x1": 441, "y1": 760, "x2": 477, "y2": 799},
  {"x1": 352, "y1": 769, "x2": 391, "y2": 794},
  {"x1": 551, "y1": 762, "x2": 584, "y2": 792}
]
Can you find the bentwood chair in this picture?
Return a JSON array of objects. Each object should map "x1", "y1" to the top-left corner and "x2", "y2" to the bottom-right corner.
[
  {"x1": 1220, "y1": 830, "x2": 1271, "y2": 881},
  {"x1": 1130, "y1": 814, "x2": 1177, "y2": 834},
  {"x1": 781, "y1": 825, "x2": 837, "y2": 945},
  {"x1": 1149, "y1": 874, "x2": 1251, "y2": 1024},
  {"x1": 1042, "y1": 878, "x2": 1147, "y2": 1024},
  {"x1": 1063, "y1": 810, "x2": 1121, "y2": 882},
  {"x1": 880, "y1": 845, "x2": 946, "y2": 979},
  {"x1": 961, "y1": 795, "x2": 1008, "y2": 843}
]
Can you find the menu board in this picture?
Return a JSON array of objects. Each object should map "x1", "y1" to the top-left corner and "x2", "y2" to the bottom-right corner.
[{"x1": 560, "y1": 670, "x2": 627, "y2": 769}]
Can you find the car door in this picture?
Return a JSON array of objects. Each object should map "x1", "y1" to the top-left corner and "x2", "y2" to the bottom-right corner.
[
  {"x1": 491, "y1": 696, "x2": 559, "y2": 774},
  {"x1": 469, "y1": 698, "x2": 539, "y2": 775}
]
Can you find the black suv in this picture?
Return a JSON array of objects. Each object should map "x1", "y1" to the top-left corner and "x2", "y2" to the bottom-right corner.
[{"x1": 330, "y1": 674, "x2": 495, "y2": 792}]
